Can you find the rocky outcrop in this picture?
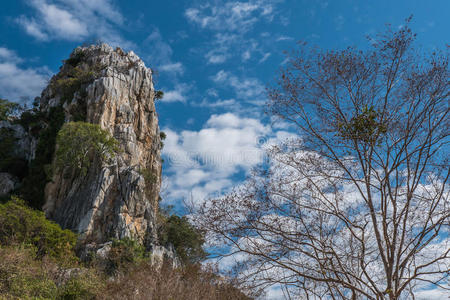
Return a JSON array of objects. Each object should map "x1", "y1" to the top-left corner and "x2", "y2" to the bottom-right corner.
[
  {"x1": 0, "y1": 173, "x2": 19, "y2": 197},
  {"x1": 41, "y1": 44, "x2": 162, "y2": 247}
]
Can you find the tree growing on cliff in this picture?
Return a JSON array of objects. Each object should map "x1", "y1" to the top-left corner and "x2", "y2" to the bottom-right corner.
[
  {"x1": 55, "y1": 122, "x2": 119, "y2": 176},
  {"x1": 193, "y1": 22, "x2": 449, "y2": 299},
  {"x1": 0, "y1": 99, "x2": 21, "y2": 121}
]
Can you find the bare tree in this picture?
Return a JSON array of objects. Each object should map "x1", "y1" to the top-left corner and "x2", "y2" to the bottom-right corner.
[{"x1": 193, "y1": 21, "x2": 449, "y2": 299}]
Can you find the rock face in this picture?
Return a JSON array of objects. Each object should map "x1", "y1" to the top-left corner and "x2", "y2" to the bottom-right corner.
[
  {"x1": 0, "y1": 120, "x2": 36, "y2": 163},
  {"x1": 0, "y1": 173, "x2": 19, "y2": 197},
  {"x1": 41, "y1": 44, "x2": 162, "y2": 247}
]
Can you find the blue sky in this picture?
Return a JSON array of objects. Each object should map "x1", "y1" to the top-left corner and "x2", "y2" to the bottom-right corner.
[{"x1": 1, "y1": 0, "x2": 449, "y2": 212}]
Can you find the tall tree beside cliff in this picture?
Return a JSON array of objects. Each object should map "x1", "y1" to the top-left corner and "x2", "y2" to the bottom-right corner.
[{"x1": 194, "y1": 21, "x2": 449, "y2": 299}]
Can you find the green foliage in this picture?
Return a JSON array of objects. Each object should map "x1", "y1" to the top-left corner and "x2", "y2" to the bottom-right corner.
[
  {"x1": 15, "y1": 108, "x2": 43, "y2": 135},
  {"x1": 139, "y1": 167, "x2": 157, "y2": 185},
  {"x1": 159, "y1": 213, "x2": 207, "y2": 265},
  {"x1": 55, "y1": 122, "x2": 120, "y2": 176},
  {"x1": 154, "y1": 90, "x2": 164, "y2": 100},
  {"x1": 56, "y1": 271, "x2": 102, "y2": 300},
  {"x1": 0, "y1": 196, "x2": 78, "y2": 260},
  {"x1": 0, "y1": 246, "x2": 104, "y2": 300},
  {"x1": 0, "y1": 98, "x2": 20, "y2": 121},
  {"x1": 52, "y1": 66, "x2": 100, "y2": 104},
  {"x1": 159, "y1": 131, "x2": 166, "y2": 149},
  {"x1": 65, "y1": 50, "x2": 87, "y2": 67},
  {"x1": 0, "y1": 246, "x2": 58, "y2": 299},
  {"x1": 104, "y1": 238, "x2": 147, "y2": 274},
  {"x1": 338, "y1": 105, "x2": 387, "y2": 144},
  {"x1": 160, "y1": 131, "x2": 166, "y2": 140}
]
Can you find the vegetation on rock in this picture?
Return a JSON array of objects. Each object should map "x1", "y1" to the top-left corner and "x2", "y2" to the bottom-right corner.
[
  {"x1": 158, "y1": 207, "x2": 207, "y2": 265},
  {"x1": 55, "y1": 122, "x2": 120, "y2": 176},
  {"x1": 0, "y1": 197, "x2": 77, "y2": 260},
  {"x1": 0, "y1": 98, "x2": 21, "y2": 121}
]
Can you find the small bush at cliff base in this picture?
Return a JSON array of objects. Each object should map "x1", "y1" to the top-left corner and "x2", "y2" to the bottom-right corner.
[
  {"x1": 0, "y1": 196, "x2": 77, "y2": 261},
  {"x1": 56, "y1": 271, "x2": 103, "y2": 300},
  {"x1": 103, "y1": 238, "x2": 147, "y2": 274},
  {"x1": 158, "y1": 214, "x2": 207, "y2": 265},
  {"x1": 0, "y1": 246, "x2": 104, "y2": 300},
  {"x1": 0, "y1": 246, "x2": 58, "y2": 299}
]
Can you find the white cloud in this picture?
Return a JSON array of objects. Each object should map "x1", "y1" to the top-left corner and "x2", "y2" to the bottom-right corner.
[
  {"x1": 198, "y1": 98, "x2": 237, "y2": 108},
  {"x1": 205, "y1": 52, "x2": 228, "y2": 64},
  {"x1": 162, "y1": 113, "x2": 272, "y2": 205},
  {"x1": 415, "y1": 288, "x2": 450, "y2": 299},
  {"x1": 242, "y1": 50, "x2": 251, "y2": 61},
  {"x1": 185, "y1": 0, "x2": 276, "y2": 33},
  {"x1": 259, "y1": 52, "x2": 271, "y2": 63},
  {"x1": 0, "y1": 48, "x2": 22, "y2": 63},
  {"x1": 161, "y1": 83, "x2": 190, "y2": 103},
  {"x1": 186, "y1": 1, "x2": 281, "y2": 64},
  {"x1": 276, "y1": 35, "x2": 293, "y2": 41},
  {"x1": 143, "y1": 28, "x2": 187, "y2": 81},
  {"x1": 17, "y1": 0, "x2": 129, "y2": 47},
  {"x1": 145, "y1": 29, "x2": 173, "y2": 65},
  {"x1": 0, "y1": 48, "x2": 49, "y2": 101},
  {"x1": 163, "y1": 90, "x2": 185, "y2": 103},
  {"x1": 212, "y1": 70, "x2": 265, "y2": 100},
  {"x1": 159, "y1": 62, "x2": 184, "y2": 75}
]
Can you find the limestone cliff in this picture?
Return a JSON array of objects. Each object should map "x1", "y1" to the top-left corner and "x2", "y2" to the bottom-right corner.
[{"x1": 39, "y1": 44, "x2": 162, "y2": 247}]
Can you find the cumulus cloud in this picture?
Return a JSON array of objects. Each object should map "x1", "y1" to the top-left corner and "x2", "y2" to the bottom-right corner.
[
  {"x1": 162, "y1": 113, "x2": 272, "y2": 205},
  {"x1": 0, "y1": 47, "x2": 49, "y2": 102},
  {"x1": 160, "y1": 83, "x2": 191, "y2": 103},
  {"x1": 17, "y1": 0, "x2": 130, "y2": 47}
]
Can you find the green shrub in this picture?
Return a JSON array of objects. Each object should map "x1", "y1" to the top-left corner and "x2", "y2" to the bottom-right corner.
[
  {"x1": 154, "y1": 90, "x2": 164, "y2": 100},
  {"x1": 0, "y1": 98, "x2": 21, "y2": 121},
  {"x1": 139, "y1": 168, "x2": 157, "y2": 185},
  {"x1": 159, "y1": 131, "x2": 166, "y2": 140},
  {"x1": 51, "y1": 65, "x2": 101, "y2": 104},
  {"x1": 159, "y1": 214, "x2": 207, "y2": 265},
  {"x1": 55, "y1": 122, "x2": 120, "y2": 176},
  {"x1": 65, "y1": 50, "x2": 87, "y2": 67},
  {"x1": 159, "y1": 131, "x2": 166, "y2": 149},
  {"x1": 15, "y1": 108, "x2": 43, "y2": 134},
  {"x1": 0, "y1": 246, "x2": 58, "y2": 299},
  {"x1": 0, "y1": 197, "x2": 77, "y2": 261},
  {"x1": 56, "y1": 271, "x2": 103, "y2": 300},
  {"x1": 103, "y1": 238, "x2": 147, "y2": 274},
  {"x1": 0, "y1": 246, "x2": 103, "y2": 300}
]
